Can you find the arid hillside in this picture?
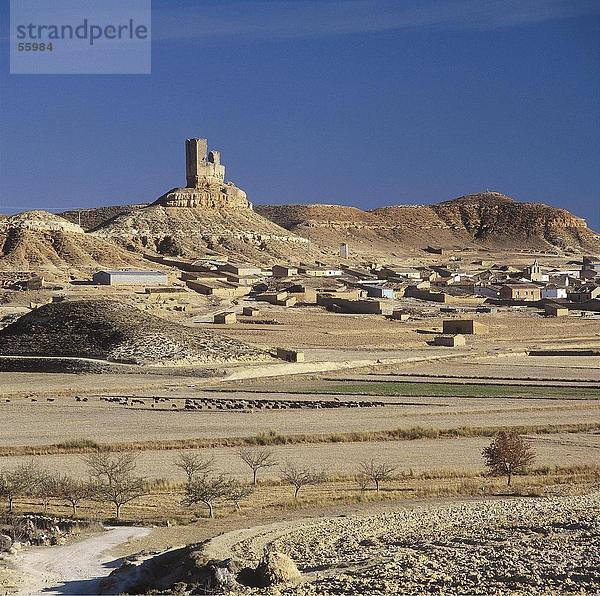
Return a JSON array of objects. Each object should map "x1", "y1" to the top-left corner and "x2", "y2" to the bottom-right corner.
[
  {"x1": 0, "y1": 211, "x2": 145, "y2": 272},
  {"x1": 5, "y1": 192, "x2": 597, "y2": 271},
  {"x1": 59, "y1": 204, "x2": 148, "y2": 232},
  {"x1": 92, "y1": 203, "x2": 320, "y2": 264},
  {"x1": 0, "y1": 299, "x2": 268, "y2": 365},
  {"x1": 256, "y1": 192, "x2": 600, "y2": 256}
]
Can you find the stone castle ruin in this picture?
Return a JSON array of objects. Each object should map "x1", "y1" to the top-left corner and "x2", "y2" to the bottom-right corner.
[{"x1": 154, "y1": 138, "x2": 252, "y2": 210}]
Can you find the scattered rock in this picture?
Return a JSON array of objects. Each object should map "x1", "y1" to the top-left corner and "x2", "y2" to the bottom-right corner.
[
  {"x1": 0, "y1": 534, "x2": 12, "y2": 552},
  {"x1": 254, "y1": 550, "x2": 302, "y2": 586}
]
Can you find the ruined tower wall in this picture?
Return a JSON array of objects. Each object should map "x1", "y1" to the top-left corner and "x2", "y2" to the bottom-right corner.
[
  {"x1": 186, "y1": 138, "x2": 225, "y2": 187},
  {"x1": 154, "y1": 137, "x2": 251, "y2": 210}
]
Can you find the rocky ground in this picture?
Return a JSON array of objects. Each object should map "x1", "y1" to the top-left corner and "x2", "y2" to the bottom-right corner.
[{"x1": 224, "y1": 492, "x2": 599, "y2": 594}]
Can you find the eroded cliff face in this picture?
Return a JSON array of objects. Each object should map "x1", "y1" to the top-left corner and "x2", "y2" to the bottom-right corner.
[
  {"x1": 256, "y1": 192, "x2": 599, "y2": 253},
  {"x1": 430, "y1": 193, "x2": 589, "y2": 246},
  {"x1": 93, "y1": 203, "x2": 315, "y2": 264},
  {"x1": 154, "y1": 181, "x2": 251, "y2": 210},
  {"x1": 0, "y1": 211, "x2": 146, "y2": 271}
]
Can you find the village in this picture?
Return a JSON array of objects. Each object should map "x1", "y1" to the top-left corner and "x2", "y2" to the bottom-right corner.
[
  {"x1": 0, "y1": 139, "x2": 599, "y2": 595},
  {"x1": 2, "y1": 0, "x2": 600, "y2": 590},
  {"x1": 2, "y1": 245, "x2": 598, "y2": 361}
]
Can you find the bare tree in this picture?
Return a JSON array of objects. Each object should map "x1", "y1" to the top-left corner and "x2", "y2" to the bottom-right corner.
[
  {"x1": 83, "y1": 452, "x2": 137, "y2": 486},
  {"x1": 227, "y1": 479, "x2": 254, "y2": 511},
  {"x1": 358, "y1": 459, "x2": 397, "y2": 493},
  {"x1": 174, "y1": 453, "x2": 214, "y2": 484},
  {"x1": 0, "y1": 461, "x2": 42, "y2": 512},
  {"x1": 54, "y1": 475, "x2": 92, "y2": 517},
  {"x1": 92, "y1": 476, "x2": 147, "y2": 519},
  {"x1": 482, "y1": 431, "x2": 536, "y2": 486},
  {"x1": 355, "y1": 473, "x2": 371, "y2": 496},
  {"x1": 279, "y1": 462, "x2": 325, "y2": 499},
  {"x1": 35, "y1": 471, "x2": 56, "y2": 513},
  {"x1": 183, "y1": 474, "x2": 234, "y2": 518},
  {"x1": 84, "y1": 452, "x2": 147, "y2": 518},
  {"x1": 238, "y1": 447, "x2": 278, "y2": 485}
]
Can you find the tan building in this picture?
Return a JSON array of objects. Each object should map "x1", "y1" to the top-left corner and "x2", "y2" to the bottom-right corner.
[
  {"x1": 186, "y1": 280, "x2": 250, "y2": 298},
  {"x1": 220, "y1": 262, "x2": 263, "y2": 277},
  {"x1": 545, "y1": 304, "x2": 569, "y2": 317},
  {"x1": 272, "y1": 265, "x2": 299, "y2": 278},
  {"x1": 299, "y1": 266, "x2": 343, "y2": 277},
  {"x1": 276, "y1": 347, "x2": 305, "y2": 362},
  {"x1": 392, "y1": 310, "x2": 410, "y2": 321},
  {"x1": 499, "y1": 284, "x2": 541, "y2": 301},
  {"x1": 442, "y1": 319, "x2": 488, "y2": 335},
  {"x1": 433, "y1": 334, "x2": 466, "y2": 347},
  {"x1": 214, "y1": 312, "x2": 236, "y2": 324}
]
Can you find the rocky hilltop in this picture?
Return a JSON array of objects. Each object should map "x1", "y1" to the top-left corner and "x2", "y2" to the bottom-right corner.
[
  {"x1": 0, "y1": 299, "x2": 268, "y2": 366},
  {"x1": 257, "y1": 192, "x2": 599, "y2": 256},
  {"x1": 91, "y1": 138, "x2": 316, "y2": 263},
  {"x1": 0, "y1": 211, "x2": 146, "y2": 272},
  {"x1": 93, "y1": 204, "x2": 315, "y2": 263},
  {"x1": 6, "y1": 137, "x2": 598, "y2": 271}
]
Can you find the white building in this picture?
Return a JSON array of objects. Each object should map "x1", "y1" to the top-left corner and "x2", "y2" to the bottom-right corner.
[
  {"x1": 541, "y1": 285, "x2": 567, "y2": 300},
  {"x1": 92, "y1": 270, "x2": 168, "y2": 285}
]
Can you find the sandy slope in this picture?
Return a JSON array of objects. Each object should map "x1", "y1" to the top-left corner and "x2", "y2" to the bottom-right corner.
[{"x1": 12, "y1": 526, "x2": 149, "y2": 595}]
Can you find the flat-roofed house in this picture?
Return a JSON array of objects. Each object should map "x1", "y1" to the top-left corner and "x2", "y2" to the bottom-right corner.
[
  {"x1": 186, "y1": 280, "x2": 250, "y2": 298},
  {"x1": 220, "y1": 263, "x2": 263, "y2": 277},
  {"x1": 499, "y1": 283, "x2": 541, "y2": 301},
  {"x1": 214, "y1": 312, "x2": 236, "y2": 324},
  {"x1": 545, "y1": 304, "x2": 569, "y2": 317},
  {"x1": 364, "y1": 284, "x2": 395, "y2": 299},
  {"x1": 442, "y1": 319, "x2": 489, "y2": 335},
  {"x1": 299, "y1": 265, "x2": 343, "y2": 277},
  {"x1": 433, "y1": 334, "x2": 466, "y2": 347},
  {"x1": 568, "y1": 284, "x2": 600, "y2": 303},
  {"x1": 272, "y1": 265, "x2": 299, "y2": 278}
]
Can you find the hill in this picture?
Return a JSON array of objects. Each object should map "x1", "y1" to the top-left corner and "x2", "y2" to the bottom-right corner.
[
  {"x1": 0, "y1": 211, "x2": 145, "y2": 272},
  {"x1": 59, "y1": 204, "x2": 147, "y2": 232},
  {"x1": 0, "y1": 299, "x2": 268, "y2": 365},
  {"x1": 93, "y1": 203, "x2": 319, "y2": 264},
  {"x1": 256, "y1": 192, "x2": 600, "y2": 257}
]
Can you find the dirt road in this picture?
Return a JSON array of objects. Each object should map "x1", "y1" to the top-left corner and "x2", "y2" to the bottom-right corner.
[{"x1": 13, "y1": 526, "x2": 150, "y2": 595}]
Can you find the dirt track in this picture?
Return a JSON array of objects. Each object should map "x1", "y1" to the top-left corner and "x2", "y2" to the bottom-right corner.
[{"x1": 11, "y1": 526, "x2": 149, "y2": 595}]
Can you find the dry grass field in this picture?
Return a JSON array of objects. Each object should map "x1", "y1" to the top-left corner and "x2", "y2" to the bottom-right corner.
[
  {"x1": 0, "y1": 389, "x2": 598, "y2": 447},
  {"x1": 0, "y1": 434, "x2": 596, "y2": 482},
  {"x1": 210, "y1": 306, "x2": 600, "y2": 351},
  {"x1": 0, "y1": 304, "x2": 598, "y2": 551}
]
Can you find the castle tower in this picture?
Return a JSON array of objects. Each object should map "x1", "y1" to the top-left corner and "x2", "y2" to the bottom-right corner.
[
  {"x1": 185, "y1": 138, "x2": 207, "y2": 187},
  {"x1": 154, "y1": 137, "x2": 250, "y2": 210},
  {"x1": 185, "y1": 138, "x2": 225, "y2": 187}
]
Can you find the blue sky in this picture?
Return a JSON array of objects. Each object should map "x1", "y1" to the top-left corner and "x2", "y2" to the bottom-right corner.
[{"x1": 1, "y1": 0, "x2": 599, "y2": 230}]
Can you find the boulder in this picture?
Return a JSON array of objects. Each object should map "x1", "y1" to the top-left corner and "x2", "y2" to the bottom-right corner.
[
  {"x1": 0, "y1": 533, "x2": 12, "y2": 552},
  {"x1": 255, "y1": 550, "x2": 301, "y2": 586}
]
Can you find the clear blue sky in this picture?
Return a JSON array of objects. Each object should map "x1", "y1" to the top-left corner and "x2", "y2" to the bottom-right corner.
[{"x1": 1, "y1": 0, "x2": 599, "y2": 230}]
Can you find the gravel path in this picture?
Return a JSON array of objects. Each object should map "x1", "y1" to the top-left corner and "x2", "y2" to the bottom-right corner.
[
  {"x1": 215, "y1": 493, "x2": 600, "y2": 594},
  {"x1": 12, "y1": 526, "x2": 150, "y2": 595}
]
